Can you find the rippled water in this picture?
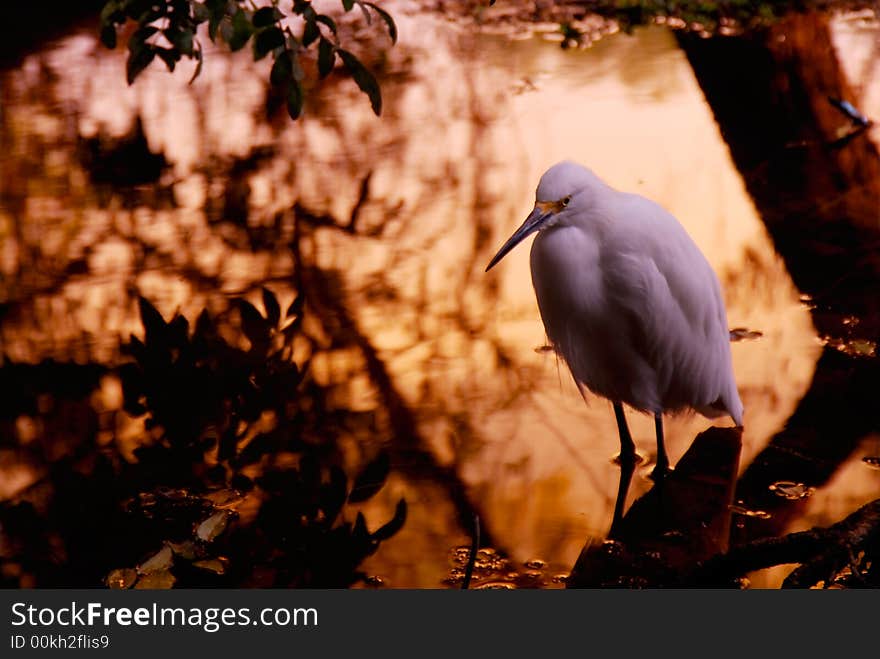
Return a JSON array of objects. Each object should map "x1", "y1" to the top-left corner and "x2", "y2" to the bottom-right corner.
[{"x1": 2, "y1": 5, "x2": 879, "y2": 588}]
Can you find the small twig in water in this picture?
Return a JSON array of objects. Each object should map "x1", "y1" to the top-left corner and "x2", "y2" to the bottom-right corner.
[{"x1": 462, "y1": 515, "x2": 480, "y2": 590}]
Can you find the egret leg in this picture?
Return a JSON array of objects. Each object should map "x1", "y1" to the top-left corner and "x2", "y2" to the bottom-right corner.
[
  {"x1": 609, "y1": 455, "x2": 636, "y2": 539},
  {"x1": 612, "y1": 402, "x2": 637, "y2": 465},
  {"x1": 652, "y1": 413, "x2": 670, "y2": 478}
]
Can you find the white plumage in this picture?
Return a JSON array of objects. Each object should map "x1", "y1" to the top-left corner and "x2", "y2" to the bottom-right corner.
[{"x1": 486, "y1": 160, "x2": 743, "y2": 473}]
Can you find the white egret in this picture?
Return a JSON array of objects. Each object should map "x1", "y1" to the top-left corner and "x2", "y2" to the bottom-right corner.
[{"x1": 486, "y1": 161, "x2": 743, "y2": 476}]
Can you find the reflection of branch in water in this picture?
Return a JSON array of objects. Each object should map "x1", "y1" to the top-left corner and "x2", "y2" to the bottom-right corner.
[
  {"x1": 293, "y1": 210, "x2": 498, "y2": 547},
  {"x1": 679, "y1": 11, "x2": 880, "y2": 337},
  {"x1": 689, "y1": 498, "x2": 880, "y2": 588}
]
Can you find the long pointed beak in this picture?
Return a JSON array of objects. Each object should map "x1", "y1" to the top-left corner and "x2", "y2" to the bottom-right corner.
[{"x1": 485, "y1": 207, "x2": 552, "y2": 272}]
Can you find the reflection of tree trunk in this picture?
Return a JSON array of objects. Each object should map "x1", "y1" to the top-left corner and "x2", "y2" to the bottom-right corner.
[
  {"x1": 679, "y1": 12, "x2": 880, "y2": 548},
  {"x1": 731, "y1": 347, "x2": 878, "y2": 544},
  {"x1": 679, "y1": 12, "x2": 880, "y2": 335}
]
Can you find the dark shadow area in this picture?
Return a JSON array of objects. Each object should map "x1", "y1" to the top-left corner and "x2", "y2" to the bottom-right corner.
[
  {"x1": 652, "y1": 9, "x2": 880, "y2": 586},
  {"x1": 0, "y1": 293, "x2": 406, "y2": 587},
  {"x1": 1, "y1": 2, "x2": 105, "y2": 66}
]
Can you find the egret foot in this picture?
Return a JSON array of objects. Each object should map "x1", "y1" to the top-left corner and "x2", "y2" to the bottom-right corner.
[{"x1": 611, "y1": 451, "x2": 644, "y2": 467}]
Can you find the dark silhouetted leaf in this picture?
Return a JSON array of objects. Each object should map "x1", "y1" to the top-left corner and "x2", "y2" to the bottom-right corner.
[
  {"x1": 129, "y1": 26, "x2": 159, "y2": 50},
  {"x1": 156, "y1": 47, "x2": 178, "y2": 72},
  {"x1": 254, "y1": 26, "x2": 285, "y2": 60},
  {"x1": 281, "y1": 314, "x2": 303, "y2": 342},
  {"x1": 352, "y1": 512, "x2": 368, "y2": 541},
  {"x1": 238, "y1": 299, "x2": 270, "y2": 349},
  {"x1": 342, "y1": 0, "x2": 355, "y2": 10},
  {"x1": 348, "y1": 451, "x2": 390, "y2": 503},
  {"x1": 363, "y1": 2, "x2": 397, "y2": 43},
  {"x1": 286, "y1": 294, "x2": 304, "y2": 318},
  {"x1": 138, "y1": 296, "x2": 167, "y2": 345},
  {"x1": 228, "y1": 9, "x2": 254, "y2": 52},
  {"x1": 262, "y1": 288, "x2": 281, "y2": 327},
  {"x1": 166, "y1": 26, "x2": 194, "y2": 56},
  {"x1": 193, "y1": 308, "x2": 215, "y2": 340},
  {"x1": 317, "y1": 38, "x2": 335, "y2": 79},
  {"x1": 372, "y1": 498, "x2": 406, "y2": 540},
  {"x1": 189, "y1": 44, "x2": 203, "y2": 84},
  {"x1": 316, "y1": 14, "x2": 337, "y2": 34},
  {"x1": 287, "y1": 80, "x2": 304, "y2": 120},
  {"x1": 126, "y1": 44, "x2": 155, "y2": 84},
  {"x1": 321, "y1": 466, "x2": 348, "y2": 524},
  {"x1": 302, "y1": 16, "x2": 319, "y2": 46},
  {"x1": 270, "y1": 49, "x2": 292, "y2": 86},
  {"x1": 253, "y1": 6, "x2": 282, "y2": 27},
  {"x1": 100, "y1": 24, "x2": 117, "y2": 49},
  {"x1": 207, "y1": 0, "x2": 226, "y2": 41},
  {"x1": 193, "y1": 2, "x2": 211, "y2": 23},
  {"x1": 167, "y1": 313, "x2": 189, "y2": 347},
  {"x1": 338, "y1": 49, "x2": 381, "y2": 115}
]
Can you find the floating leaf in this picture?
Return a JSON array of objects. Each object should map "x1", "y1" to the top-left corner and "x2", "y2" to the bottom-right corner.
[
  {"x1": 349, "y1": 451, "x2": 390, "y2": 503},
  {"x1": 193, "y1": 558, "x2": 228, "y2": 574},
  {"x1": 168, "y1": 540, "x2": 198, "y2": 560},
  {"x1": 134, "y1": 569, "x2": 176, "y2": 589},
  {"x1": 338, "y1": 49, "x2": 381, "y2": 115},
  {"x1": 203, "y1": 488, "x2": 246, "y2": 508},
  {"x1": 137, "y1": 545, "x2": 174, "y2": 575},
  {"x1": 372, "y1": 498, "x2": 407, "y2": 540},
  {"x1": 107, "y1": 568, "x2": 137, "y2": 589},
  {"x1": 196, "y1": 511, "x2": 230, "y2": 541}
]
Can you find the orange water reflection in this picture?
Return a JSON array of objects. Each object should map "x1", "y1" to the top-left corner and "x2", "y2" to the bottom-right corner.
[{"x1": 2, "y1": 9, "x2": 879, "y2": 587}]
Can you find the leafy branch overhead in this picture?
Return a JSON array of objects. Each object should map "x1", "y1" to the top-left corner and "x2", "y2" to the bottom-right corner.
[{"x1": 99, "y1": 0, "x2": 398, "y2": 119}]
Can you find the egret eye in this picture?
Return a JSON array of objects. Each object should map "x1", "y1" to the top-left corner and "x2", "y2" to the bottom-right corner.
[{"x1": 562, "y1": 196, "x2": 572, "y2": 207}]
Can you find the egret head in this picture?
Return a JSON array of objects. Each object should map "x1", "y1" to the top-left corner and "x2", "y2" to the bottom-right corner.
[{"x1": 485, "y1": 161, "x2": 601, "y2": 272}]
